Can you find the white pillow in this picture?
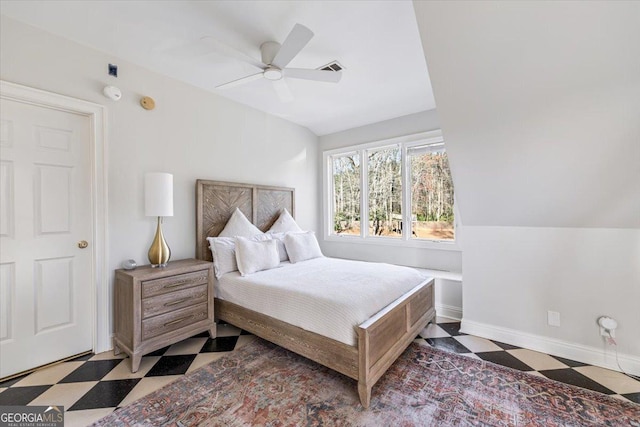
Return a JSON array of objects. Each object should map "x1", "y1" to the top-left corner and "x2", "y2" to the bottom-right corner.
[
  {"x1": 207, "y1": 237, "x2": 237, "y2": 278},
  {"x1": 207, "y1": 234, "x2": 269, "y2": 278},
  {"x1": 284, "y1": 231, "x2": 323, "y2": 264},
  {"x1": 219, "y1": 208, "x2": 262, "y2": 238},
  {"x1": 235, "y1": 237, "x2": 280, "y2": 276},
  {"x1": 267, "y1": 231, "x2": 288, "y2": 262},
  {"x1": 268, "y1": 209, "x2": 302, "y2": 233}
]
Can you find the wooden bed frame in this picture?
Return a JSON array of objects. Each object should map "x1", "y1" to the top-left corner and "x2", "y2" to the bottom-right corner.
[{"x1": 195, "y1": 179, "x2": 435, "y2": 407}]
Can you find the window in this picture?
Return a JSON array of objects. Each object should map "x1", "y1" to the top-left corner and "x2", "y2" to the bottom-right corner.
[
  {"x1": 368, "y1": 145, "x2": 402, "y2": 238},
  {"x1": 324, "y1": 131, "x2": 456, "y2": 247},
  {"x1": 408, "y1": 144, "x2": 455, "y2": 241},
  {"x1": 331, "y1": 152, "x2": 360, "y2": 236}
]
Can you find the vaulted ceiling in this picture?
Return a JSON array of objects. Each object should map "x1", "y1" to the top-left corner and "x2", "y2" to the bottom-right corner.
[{"x1": 415, "y1": 1, "x2": 640, "y2": 229}]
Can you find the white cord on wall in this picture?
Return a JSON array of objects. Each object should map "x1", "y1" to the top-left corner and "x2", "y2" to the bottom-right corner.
[{"x1": 606, "y1": 330, "x2": 640, "y2": 381}]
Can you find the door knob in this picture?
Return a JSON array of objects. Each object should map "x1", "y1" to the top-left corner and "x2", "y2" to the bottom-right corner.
[{"x1": 78, "y1": 240, "x2": 89, "y2": 249}]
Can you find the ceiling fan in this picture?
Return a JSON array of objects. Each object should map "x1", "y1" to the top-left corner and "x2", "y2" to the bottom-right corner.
[{"x1": 202, "y1": 24, "x2": 342, "y2": 102}]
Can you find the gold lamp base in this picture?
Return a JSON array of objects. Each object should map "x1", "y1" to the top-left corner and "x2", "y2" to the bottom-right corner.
[{"x1": 148, "y1": 216, "x2": 171, "y2": 267}]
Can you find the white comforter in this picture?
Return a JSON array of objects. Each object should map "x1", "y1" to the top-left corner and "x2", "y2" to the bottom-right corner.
[{"x1": 216, "y1": 257, "x2": 426, "y2": 346}]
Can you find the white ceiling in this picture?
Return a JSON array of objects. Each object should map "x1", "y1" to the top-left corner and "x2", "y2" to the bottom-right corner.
[{"x1": 0, "y1": 0, "x2": 435, "y2": 136}]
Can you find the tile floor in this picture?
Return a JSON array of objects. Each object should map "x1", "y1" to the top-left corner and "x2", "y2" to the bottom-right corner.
[{"x1": 1, "y1": 317, "x2": 638, "y2": 426}]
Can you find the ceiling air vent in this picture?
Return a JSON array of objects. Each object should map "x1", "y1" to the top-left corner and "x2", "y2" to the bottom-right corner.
[{"x1": 318, "y1": 61, "x2": 344, "y2": 72}]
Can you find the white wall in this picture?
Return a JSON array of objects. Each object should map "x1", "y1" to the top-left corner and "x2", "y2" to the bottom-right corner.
[
  {"x1": 463, "y1": 227, "x2": 640, "y2": 371},
  {"x1": 1, "y1": 16, "x2": 319, "y2": 343},
  {"x1": 414, "y1": 1, "x2": 640, "y2": 372},
  {"x1": 318, "y1": 110, "x2": 462, "y2": 273}
]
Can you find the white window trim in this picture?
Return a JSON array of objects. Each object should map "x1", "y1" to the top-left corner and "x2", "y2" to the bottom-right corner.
[{"x1": 323, "y1": 130, "x2": 461, "y2": 252}]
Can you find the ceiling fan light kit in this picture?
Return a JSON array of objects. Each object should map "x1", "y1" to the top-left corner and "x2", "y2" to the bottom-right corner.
[
  {"x1": 263, "y1": 67, "x2": 283, "y2": 81},
  {"x1": 210, "y1": 23, "x2": 342, "y2": 102}
]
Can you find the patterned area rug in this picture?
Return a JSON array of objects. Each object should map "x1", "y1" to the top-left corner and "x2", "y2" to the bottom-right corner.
[{"x1": 93, "y1": 337, "x2": 639, "y2": 426}]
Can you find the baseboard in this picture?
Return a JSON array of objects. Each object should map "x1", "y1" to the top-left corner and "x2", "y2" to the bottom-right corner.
[
  {"x1": 461, "y1": 319, "x2": 640, "y2": 376},
  {"x1": 435, "y1": 304, "x2": 462, "y2": 321}
]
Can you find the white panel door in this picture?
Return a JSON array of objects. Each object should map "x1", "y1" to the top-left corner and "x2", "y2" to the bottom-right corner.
[{"x1": 0, "y1": 98, "x2": 93, "y2": 378}]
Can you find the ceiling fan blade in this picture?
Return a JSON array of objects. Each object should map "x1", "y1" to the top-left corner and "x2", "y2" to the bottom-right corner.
[
  {"x1": 272, "y1": 79, "x2": 294, "y2": 103},
  {"x1": 216, "y1": 72, "x2": 263, "y2": 89},
  {"x1": 284, "y1": 68, "x2": 342, "y2": 83},
  {"x1": 200, "y1": 36, "x2": 266, "y2": 70},
  {"x1": 271, "y1": 24, "x2": 314, "y2": 69}
]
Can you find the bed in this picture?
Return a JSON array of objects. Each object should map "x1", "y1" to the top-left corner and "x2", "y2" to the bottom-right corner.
[{"x1": 195, "y1": 179, "x2": 435, "y2": 407}]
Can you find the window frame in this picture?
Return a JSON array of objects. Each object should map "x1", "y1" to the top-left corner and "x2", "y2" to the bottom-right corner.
[{"x1": 323, "y1": 130, "x2": 461, "y2": 251}]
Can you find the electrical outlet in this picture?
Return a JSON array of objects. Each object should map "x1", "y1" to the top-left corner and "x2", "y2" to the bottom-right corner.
[
  {"x1": 547, "y1": 310, "x2": 561, "y2": 327},
  {"x1": 598, "y1": 316, "x2": 617, "y2": 338},
  {"x1": 599, "y1": 326, "x2": 615, "y2": 338}
]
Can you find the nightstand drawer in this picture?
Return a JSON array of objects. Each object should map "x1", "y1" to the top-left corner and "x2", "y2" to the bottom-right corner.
[
  {"x1": 142, "y1": 269, "x2": 209, "y2": 298},
  {"x1": 142, "y1": 284, "x2": 208, "y2": 319},
  {"x1": 142, "y1": 302, "x2": 208, "y2": 340}
]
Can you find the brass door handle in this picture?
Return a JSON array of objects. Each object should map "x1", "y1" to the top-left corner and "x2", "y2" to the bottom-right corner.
[{"x1": 78, "y1": 240, "x2": 89, "y2": 249}]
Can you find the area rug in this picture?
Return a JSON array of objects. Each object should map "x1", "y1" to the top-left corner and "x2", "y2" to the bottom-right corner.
[{"x1": 93, "y1": 338, "x2": 639, "y2": 426}]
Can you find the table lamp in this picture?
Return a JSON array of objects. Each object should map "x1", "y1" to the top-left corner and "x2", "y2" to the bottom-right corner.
[{"x1": 145, "y1": 173, "x2": 173, "y2": 267}]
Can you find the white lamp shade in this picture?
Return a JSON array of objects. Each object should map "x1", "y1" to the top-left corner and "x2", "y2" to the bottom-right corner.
[{"x1": 145, "y1": 173, "x2": 173, "y2": 217}]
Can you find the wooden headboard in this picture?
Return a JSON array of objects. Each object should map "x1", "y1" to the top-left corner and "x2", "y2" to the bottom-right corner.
[{"x1": 195, "y1": 180, "x2": 295, "y2": 262}]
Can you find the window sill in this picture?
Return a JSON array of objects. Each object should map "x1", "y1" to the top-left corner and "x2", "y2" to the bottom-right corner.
[{"x1": 323, "y1": 234, "x2": 462, "y2": 252}]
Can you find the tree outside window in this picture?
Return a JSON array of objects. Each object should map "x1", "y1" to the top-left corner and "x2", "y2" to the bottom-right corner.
[
  {"x1": 332, "y1": 153, "x2": 360, "y2": 235},
  {"x1": 367, "y1": 145, "x2": 402, "y2": 238},
  {"x1": 408, "y1": 144, "x2": 455, "y2": 241},
  {"x1": 327, "y1": 132, "x2": 455, "y2": 244}
]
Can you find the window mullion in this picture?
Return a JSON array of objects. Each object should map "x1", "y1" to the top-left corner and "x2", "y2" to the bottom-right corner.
[
  {"x1": 327, "y1": 155, "x2": 335, "y2": 237},
  {"x1": 402, "y1": 144, "x2": 410, "y2": 242},
  {"x1": 361, "y1": 148, "x2": 368, "y2": 239}
]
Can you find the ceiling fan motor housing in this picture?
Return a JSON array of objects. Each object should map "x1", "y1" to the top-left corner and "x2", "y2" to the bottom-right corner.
[{"x1": 261, "y1": 41, "x2": 281, "y2": 65}]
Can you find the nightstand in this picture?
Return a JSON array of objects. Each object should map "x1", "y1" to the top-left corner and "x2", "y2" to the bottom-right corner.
[{"x1": 113, "y1": 259, "x2": 215, "y2": 372}]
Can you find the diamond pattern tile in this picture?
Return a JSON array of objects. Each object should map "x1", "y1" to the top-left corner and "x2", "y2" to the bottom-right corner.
[
  {"x1": 68, "y1": 379, "x2": 140, "y2": 410},
  {"x1": 437, "y1": 322, "x2": 465, "y2": 336},
  {"x1": 144, "y1": 355, "x2": 196, "y2": 377},
  {"x1": 59, "y1": 360, "x2": 123, "y2": 383},
  {"x1": 0, "y1": 385, "x2": 50, "y2": 405},
  {"x1": 0, "y1": 316, "x2": 637, "y2": 424},
  {"x1": 426, "y1": 337, "x2": 472, "y2": 354},
  {"x1": 539, "y1": 368, "x2": 615, "y2": 395},
  {"x1": 550, "y1": 355, "x2": 588, "y2": 367},
  {"x1": 475, "y1": 351, "x2": 534, "y2": 372},
  {"x1": 200, "y1": 336, "x2": 239, "y2": 352}
]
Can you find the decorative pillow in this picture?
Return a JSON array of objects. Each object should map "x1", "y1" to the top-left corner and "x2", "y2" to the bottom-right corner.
[
  {"x1": 207, "y1": 234, "x2": 269, "y2": 278},
  {"x1": 266, "y1": 231, "x2": 288, "y2": 262},
  {"x1": 219, "y1": 208, "x2": 262, "y2": 238},
  {"x1": 207, "y1": 237, "x2": 237, "y2": 278},
  {"x1": 268, "y1": 209, "x2": 302, "y2": 233},
  {"x1": 235, "y1": 237, "x2": 280, "y2": 276},
  {"x1": 284, "y1": 231, "x2": 323, "y2": 264}
]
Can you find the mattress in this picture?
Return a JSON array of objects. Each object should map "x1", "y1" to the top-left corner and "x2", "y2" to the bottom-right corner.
[{"x1": 216, "y1": 257, "x2": 426, "y2": 346}]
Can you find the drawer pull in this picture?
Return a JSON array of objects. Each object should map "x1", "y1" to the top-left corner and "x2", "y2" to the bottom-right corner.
[
  {"x1": 164, "y1": 297, "x2": 191, "y2": 307},
  {"x1": 164, "y1": 315, "x2": 194, "y2": 327},
  {"x1": 162, "y1": 276, "x2": 206, "y2": 289},
  {"x1": 164, "y1": 281, "x2": 187, "y2": 289}
]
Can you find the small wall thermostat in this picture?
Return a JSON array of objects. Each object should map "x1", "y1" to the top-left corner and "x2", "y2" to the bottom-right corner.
[{"x1": 140, "y1": 96, "x2": 156, "y2": 110}]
